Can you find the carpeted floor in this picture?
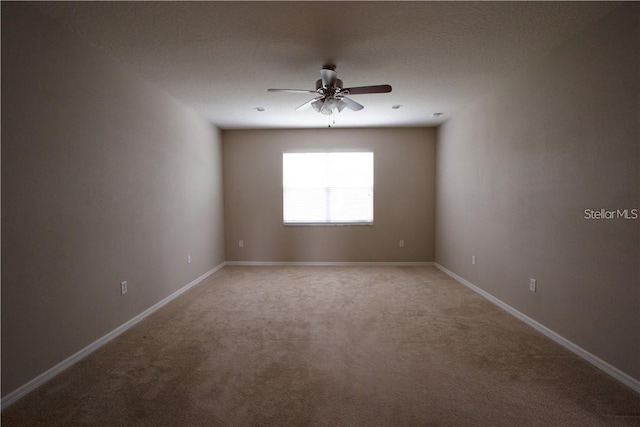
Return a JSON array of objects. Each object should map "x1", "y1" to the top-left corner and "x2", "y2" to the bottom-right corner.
[{"x1": 2, "y1": 266, "x2": 639, "y2": 426}]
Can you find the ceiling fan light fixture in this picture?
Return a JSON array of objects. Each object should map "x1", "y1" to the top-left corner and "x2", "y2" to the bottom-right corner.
[
  {"x1": 311, "y1": 99, "x2": 324, "y2": 112},
  {"x1": 325, "y1": 98, "x2": 335, "y2": 109}
]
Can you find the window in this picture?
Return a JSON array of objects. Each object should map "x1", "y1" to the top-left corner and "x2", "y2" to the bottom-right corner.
[{"x1": 283, "y1": 152, "x2": 374, "y2": 225}]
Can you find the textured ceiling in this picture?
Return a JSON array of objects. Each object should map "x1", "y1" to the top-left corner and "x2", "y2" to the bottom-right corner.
[{"x1": 34, "y1": 1, "x2": 617, "y2": 129}]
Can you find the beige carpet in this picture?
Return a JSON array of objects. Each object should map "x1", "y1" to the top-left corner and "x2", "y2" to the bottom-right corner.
[{"x1": 2, "y1": 266, "x2": 639, "y2": 426}]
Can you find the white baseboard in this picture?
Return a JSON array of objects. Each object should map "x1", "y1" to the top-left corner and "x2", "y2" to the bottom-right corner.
[
  {"x1": 225, "y1": 261, "x2": 434, "y2": 266},
  {"x1": 434, "y1": 263, "x2": 640, "y2": 394},
  {"x1": 1, "y1": 262, "x2": 226, "y2": 410}
]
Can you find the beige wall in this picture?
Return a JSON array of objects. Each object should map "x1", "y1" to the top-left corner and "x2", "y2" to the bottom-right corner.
[
  {"x1": 435, "y1": 5, "x2": 639, "y2": 380},
  {"x1": 223, "y1": 128, "x2": 436, "y2": 262},
  {"x1": 1, "y1": 4, "x2": 225, "y2": 396}
]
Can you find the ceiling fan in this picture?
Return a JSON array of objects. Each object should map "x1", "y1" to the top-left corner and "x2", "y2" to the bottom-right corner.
[{"x1": 268, "y1": 65, "x2": 392, "y2": 115}]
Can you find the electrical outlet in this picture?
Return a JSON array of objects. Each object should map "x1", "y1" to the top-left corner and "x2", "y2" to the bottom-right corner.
[
  {"x1": 472, "y1": 255, "x2": 476, "y2": 265},
  {"x1": 187, "y1": 255, "x2": 191, "y2": 264},
  {"x1": 239, "y1": 240, "x2": 244, "y2": 248},
  {"x1": 399, "y1": 240, "x2": 405, "y2": 248},
  {"x1": 120, "y1": 281, "x2": 128, "y2": 295},
  {"x1": 529, "y1": 278, "x2": 537, "y2": 293}
]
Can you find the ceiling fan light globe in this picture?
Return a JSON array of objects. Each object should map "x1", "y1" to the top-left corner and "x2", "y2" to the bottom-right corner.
[{"x1": 311, "y1": 99, "x2": 324, "y2": 112}]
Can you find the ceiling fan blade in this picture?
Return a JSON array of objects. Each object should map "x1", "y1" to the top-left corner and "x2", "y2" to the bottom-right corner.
[
  {"x1": 295, "y1": 97, "x2": 323, "y2": 111},
  {"x1": 342, "y1": 84, "x2": 392, "y2": 95},
  {"x1": 267, "y1": 88, "x2": 317, "y2": 94},
  {"x1": 320, "y1": 68, "x2": 337, "y2": 88},
  {"x1": 341, "y1": 96, "x2": 364, "y2": 111}
]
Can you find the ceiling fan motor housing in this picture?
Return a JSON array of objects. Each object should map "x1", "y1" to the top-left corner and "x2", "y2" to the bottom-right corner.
[{"x1": 316, "y1": 79, "x2": 343, "y2": 92}]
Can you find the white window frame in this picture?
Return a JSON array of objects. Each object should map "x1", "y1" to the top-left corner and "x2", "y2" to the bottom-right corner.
[{"x1": 282, "y1": 150, "x2": 374, "y2": 226}]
